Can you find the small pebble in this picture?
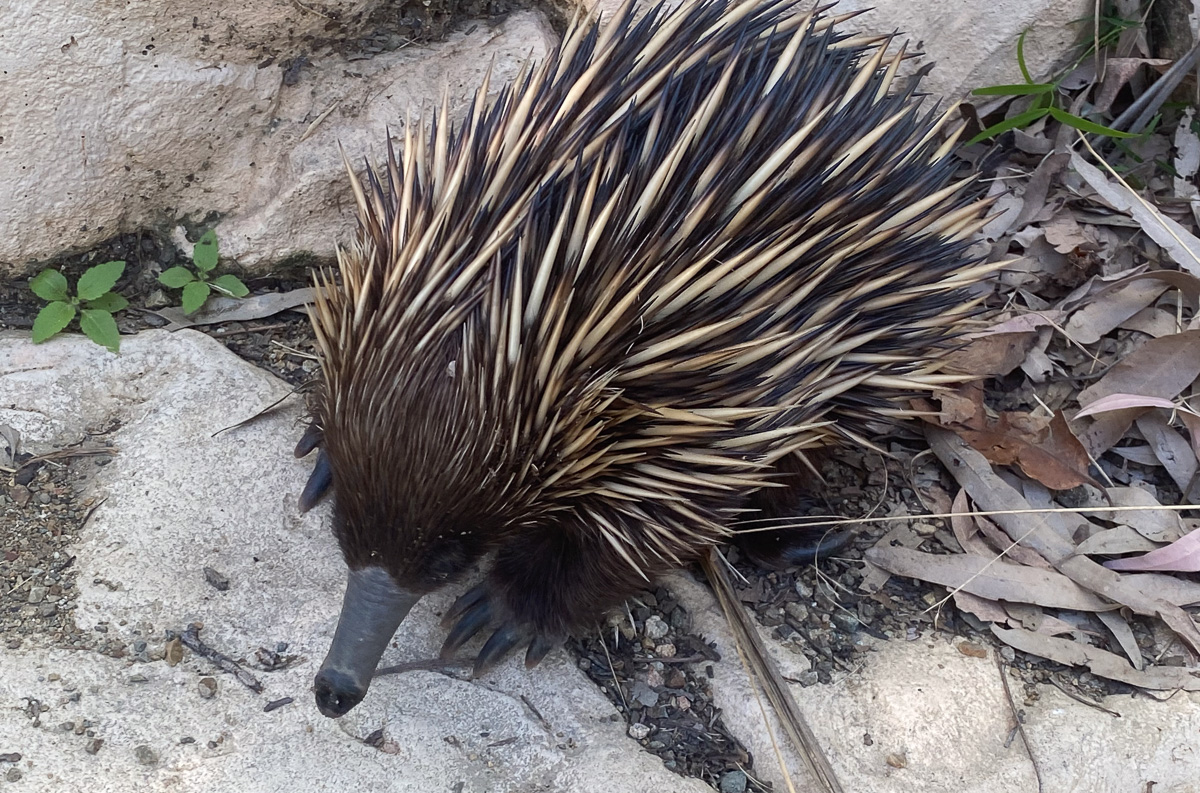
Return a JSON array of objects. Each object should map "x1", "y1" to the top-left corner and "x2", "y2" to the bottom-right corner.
[
  {"x1": 718, "y1": 770, "x2": 748, "y2": 793},
  {"x1": 198, "y1": 677, "x2": 218, "y2": 699},
  {"x1": 180, "y1": 737, "x2": 196, "y2": 745},
  {"x1": 784, "y1": 602, "x2": 809, "y2": 623},
  {"x1": 643, "y1": 615, "x2": 669, "y2": 640},
  {"x1": 10, "y1": 484, "x2": 31, "y2": 507},
  {"x1": 134, "y1": 744, "x2": 158, "y2": 765},
  {"x1": 653, "y1": 643, "x2": 676, "y2": 658},
  {"x1": 37, "y1": 603, "x2": 58, "y2": 617},
  {"x1": 6, "y1": 768, "x2": 22, "y2": 782},
  {"x1": 0, "y1": 752, "x2": 21, "y2": 763},
  {"x1": 631, "y1": 681, "x2": 658, "y2": 708},
  {"x1": 203, "y1": 567, "x2": 230, "y2": 591},
  {"x1": 627, "y1": 723, "x2": 650, "y2": 740},
  {"x1": 85, "y1": 738, "x2": 104, "y2": 755},
  {"x1": 164, "y1": 638, "x2": 183, "y2": 667},
  {"x1": 27, "y1": 585, "x2": 47, "y2": 604}
]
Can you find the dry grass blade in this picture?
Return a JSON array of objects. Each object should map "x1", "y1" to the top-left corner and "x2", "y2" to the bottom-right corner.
[{"x1": 701, "y1": 548, "x2": 844, "y2": 793}]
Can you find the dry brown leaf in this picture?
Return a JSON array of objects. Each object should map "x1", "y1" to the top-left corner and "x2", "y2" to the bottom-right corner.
[
  {"x1": 1070, "y1": 152, "x2": 1200, "y2": 275},
  {"x1": 1105, "y1": 528, "x2": 1200, "y2": 573},
  {"x1": 1111, "y1": 444, "x2": 1162, "y2": 466},
  {"x1": 1075, "y1": 526, "x2": 1162, "y2": 555},
  {"x1": 157, "y1": 288, "x2": 316, "y2": 330},
  {"x1": 1120, "y1": 306, "x2": 1183, "y2": 337},
  {"x1": 927, "y1": 427, "x2": 1200, "y2": 656},
  {"x1": 991, "y1": 626, "x2": 1200, "y2": 690},
  {"x1": 1010, "y1": 153, "x2": 1070, "y2": 229},
  {"x1": 1075, "y1": 393, "x2": 1178, "y2": 417},
  {"x1": 863, "y1": 544, "x2": 1111, "y2": 612},
  {"x1": 941, "y1": 331, "x2": 1041, "y2": 377},
  {"x1": 1096, "y1": 610, "x2": 1144, "y2": 670},
  {"x1": 1076, "y1": 329, "x2": 1200, "y2": 456},
  {"x1": 1093, "y1": 58, "x2": 1172, "y2": 113},
  {"x1": 1032, "y1": 614, "x2": 1082, "y2": 636},
  {"x1": 1063, "y1": 279, "x2": 1169, "y2": 345},
  {"x1": 951, "y1": 397, "x2": 1099, "y2": 491},
  {"x1": 1134, "y1": 412, "x2": 1198, "y2": 493},
  {"x1": 952, "y1": 591, "x2": 1010, "y2": 623},
  {"x1": 1086, "y1": 487, "x2": 1184, "y2": 543},
  {"x1": 1042, "y1": 211, "x2": 1094, "y2": 253},
  {"x1": 974, "y1": 513, "x2": 1054, "y2": 569},
  {"x1": 949, "y1": 489, "x2": 995, "y2": 557}
]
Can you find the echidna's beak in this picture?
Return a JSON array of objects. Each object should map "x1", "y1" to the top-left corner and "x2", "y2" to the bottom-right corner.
[{"x1": 314, "y1": 566, "x2": 418, "y2": 718}]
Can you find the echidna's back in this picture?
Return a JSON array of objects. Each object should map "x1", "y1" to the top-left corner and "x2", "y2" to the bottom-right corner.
[{"x1": 310, "y1": 0, "x2": 994, "y2": 645}]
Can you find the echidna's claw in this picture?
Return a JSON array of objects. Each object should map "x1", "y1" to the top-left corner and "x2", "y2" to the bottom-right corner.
[
  {"x1": 474, "y1": 624, "x2": 524, "y2": 676},
  {"x1": 440, "y1": 592, "x2": 492, "y2": 658},
  {"x1": 299, "y1": 449, "x2": 333, "y2": 513},
  {"x1": 524, "y1": 634, "x2": 554, "y2": 669},
  {"x1": 441, "y1": 584, "x2": 489, "y2": 628},
  {"x1": 294, "y1": 424, "x2": 323, "y2": 458},
  {"x1": 441, "y1": 584, "x2": 559, "y2": 673}
]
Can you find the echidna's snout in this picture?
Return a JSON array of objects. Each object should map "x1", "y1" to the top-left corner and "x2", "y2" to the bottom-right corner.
[{"x1": 315, "y1": 566, "x2": 419, "y2": 718}]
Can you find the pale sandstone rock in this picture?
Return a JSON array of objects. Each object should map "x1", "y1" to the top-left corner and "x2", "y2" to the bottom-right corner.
[
  {"x1": 0, "y1": 329, "x2": 710, "y2": 793},
  {"x1": 3, "y1": 0, "x2": 1088, "y2": 274}
]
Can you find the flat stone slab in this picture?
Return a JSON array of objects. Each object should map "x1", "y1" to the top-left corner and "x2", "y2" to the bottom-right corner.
[
  {"x1": 0, "y1": 329, "x2": 708, "y2": 793},
  {"x1": 3, "y1": 328, "x2": 1199, "y2": 792},
  {"x1": 1, "y1": 0, "x2": 1090, "y2": 273}
]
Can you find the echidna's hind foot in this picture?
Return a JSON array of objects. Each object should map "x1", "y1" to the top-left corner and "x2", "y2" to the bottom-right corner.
[
  {"x1": 732, "y1": 452, "x2": 855, "y2": 569},
  {"x1": 295, "y1": 424, "x2": 334, "y2": 513},
  {"x1": 735, "y1": 525, "x2": 853, "y2": 570}
]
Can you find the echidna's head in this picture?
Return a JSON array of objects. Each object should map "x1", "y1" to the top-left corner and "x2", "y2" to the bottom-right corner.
[{"x1": 312, "y1": 350, "x2": 508, "y2": 717}]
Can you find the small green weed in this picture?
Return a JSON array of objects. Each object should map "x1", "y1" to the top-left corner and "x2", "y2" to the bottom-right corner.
[
  {"x1": 968, "y1": 29, "x2": 1140, "y2": 145},
  {"x1": 159, "y1": 230, "x2": 249, "y2": 314},
  {"x1": 30, "y1": 260, "x2": 128, "y2": 353}
]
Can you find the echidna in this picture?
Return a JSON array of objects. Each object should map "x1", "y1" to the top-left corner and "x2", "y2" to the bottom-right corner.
[{"x1": 301, "y1": 0, "x2": 996, "y2": 718}]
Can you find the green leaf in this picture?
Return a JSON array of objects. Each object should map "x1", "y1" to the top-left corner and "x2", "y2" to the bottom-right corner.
[
  {"x1": 193, "y1": 230, "x2": 219, "y2": 273},
  {"x1": 76, "y1": 260, "x2": 125, "y2": 301},
  {"x1": 1017, "y1": 29, "x2": 1032, "y2": 84},
  {"x1": 972, "y1": 83, "x2": 1054, "y2": 96},
  {"x1": 159, "y1": 266, "x2": 196, "y2": 288},
  {"x1": 211, "y1": 273, "x2": 250, "y2": 298},
  {"x1": 30, "y1": 270, "x2": 70, "y2": 302},
  {"x1": 966, "y1": 106, "x2": 1051, "y2": 145},
  {"x1": 80, "y1": 309, "x2": 120, "y2": 353},
  {"x1": 85, "y1": 292, "x2": 129, "y2": 313},
  {"x1": 1046, "y1": 107, "x2": 1140, "y2": 139},
  {"x1": 182, "y1": 280, "x2": 211, "y2": 314},
  {"x1": 32, "y1": 301, "x2": 76, "y2": 343}
]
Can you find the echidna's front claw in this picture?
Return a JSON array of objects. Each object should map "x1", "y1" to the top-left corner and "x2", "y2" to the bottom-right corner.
[
  {"x1": 524, "y1": 634, "x2": 554, "y2": 669},
  {"x1": 474, "y1": 624, "x2": 525, "y2": 676},
  {"x1": 440, "y1": 589, "x2": 492, "y2": 658},
  {"x1": 440, "y1": 584, "x2": 560, "y2": 674}
]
